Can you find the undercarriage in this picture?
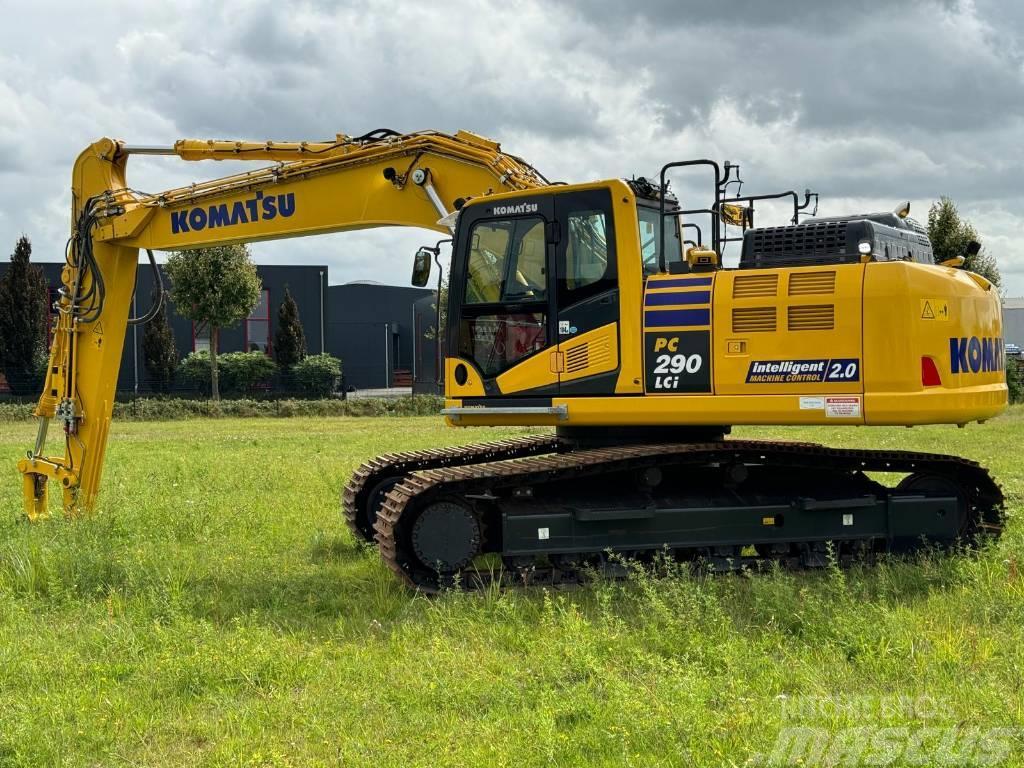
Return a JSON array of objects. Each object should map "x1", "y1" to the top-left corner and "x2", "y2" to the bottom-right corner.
[{"x1": 342, "y1": 433, "x2": 1003, "y2": 593}]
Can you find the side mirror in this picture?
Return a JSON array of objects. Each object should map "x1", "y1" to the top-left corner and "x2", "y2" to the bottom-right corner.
[
  {"x1": 411, "y1": 247, "x2": 433, "y2": 287},
  {"x1": 965, "y1": 240, "x2": 981, "y2": 258}
]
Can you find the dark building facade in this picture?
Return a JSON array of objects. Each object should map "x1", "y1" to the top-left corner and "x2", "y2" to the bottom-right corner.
[
  {"x1": 0, "y1": 260, "x2": 438, "y2": 396},
  {"x1": 326, "y1": 282, "x2": 433, "y2": 389},
  {"x1": 0, "y1": 261, "x2": 329, "y2": 394},
  {"x1": 413, "y1": 293, "x2": 442, "y2": 394}
]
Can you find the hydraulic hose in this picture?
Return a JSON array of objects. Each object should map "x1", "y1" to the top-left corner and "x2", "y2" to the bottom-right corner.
[{"x1": 127, "y1": 249, "x2": 164, "y2": 325}]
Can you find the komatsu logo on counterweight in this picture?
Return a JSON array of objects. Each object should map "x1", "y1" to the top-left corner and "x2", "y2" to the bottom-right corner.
[
  {"x1": 170, "y1": 191, "x2": 296, "y2": 234},
  {"x1": 949, "y1": 336, "x2": 1004, "y2": 374}
]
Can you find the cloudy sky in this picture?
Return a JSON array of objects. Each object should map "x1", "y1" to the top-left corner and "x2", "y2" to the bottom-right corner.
[{"x1": 2, "y1": 0, "x2": 1023, "y2": 293}]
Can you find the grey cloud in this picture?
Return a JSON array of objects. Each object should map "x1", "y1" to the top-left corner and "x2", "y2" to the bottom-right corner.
[
  {"x1": 103, "y1": 3, "x2": 607, "y2": 143},
  {"x1": 0, "y1": 0, "x2": 1022, "y2": 293},
  {"x1": 559, "y1": 0, "x2": 960, "y2": 29},
  {"x1": 621, "y1": 3, "x2": 1024, "y2": 137}
]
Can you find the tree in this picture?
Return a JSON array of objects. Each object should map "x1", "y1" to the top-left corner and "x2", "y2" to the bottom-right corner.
[
  {"x1": 274, "y1": 286, "x2": 306, "y2": 371},
  {"x1": 164, "y1": 244, "x2": 261, "y2": 401},
  {"x1": 142, "y1": 287, "x2": 178, "y2": 393},
  {"x1": 0, "y1": 236, "x2": 49, "y2": 395},
  {"x1": 927, "y1": 197, "x2": 1001, "y2": 287}
]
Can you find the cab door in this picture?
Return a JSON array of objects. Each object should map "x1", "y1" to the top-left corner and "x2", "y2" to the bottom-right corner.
[
  {"x1": 553, "y1": 188, "x2": 620, "y2": 395},
  {"x1": 448, "y1": 197, "x2": 559, "y2": 397}
]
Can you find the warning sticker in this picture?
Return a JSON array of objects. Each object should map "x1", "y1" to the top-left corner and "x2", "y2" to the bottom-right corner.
[
  {"x1": 825, "y1": 396, "x2": 861, "y2": 418},
  {"x1": 920, "y1": 299, "x2": 950, "y2": 321}
]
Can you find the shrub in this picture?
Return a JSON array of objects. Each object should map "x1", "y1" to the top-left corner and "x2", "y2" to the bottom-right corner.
[
  {"x1": 0, "y1": 402, "x2": 35, "y2": 421},
  {"x1": 219, "y1": 352, "x2": 277, "y2": 394},
  {"x1": 177, "y1": 351, "x2": 212, "y2": 394},
  {"x1": 1008, "y1": 356, "x2": 1023, "y2": 404},
  {"x1": 293, "y1": 354, "x2": 342, "y2": 397},
  {"x1": 177, "y1": 351, "x2": 277, "y2": 396}
]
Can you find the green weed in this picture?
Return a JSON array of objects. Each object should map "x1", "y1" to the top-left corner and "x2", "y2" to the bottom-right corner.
[{"x1": 0, "y1": 411, "x2": 1021, "y2": 766}]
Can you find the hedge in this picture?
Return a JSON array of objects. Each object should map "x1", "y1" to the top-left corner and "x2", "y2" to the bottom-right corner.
[
  {"x1": 0, "y1": 395, "x2": 444, "y2": 423},
  {"x1": 1008, "y1": 357, "x2": 1023, "y2": 405},
  {"x1": 177, "y1": 350, "x2": 279, "y2": 396},
  {"x1": 293, "y1": 354, "x2": 343, "y2": 397}
]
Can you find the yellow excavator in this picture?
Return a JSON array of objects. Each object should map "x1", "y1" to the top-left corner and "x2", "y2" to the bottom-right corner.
[{"x1": 19, "y1": 129, "x2": 1006, "y2": 591}]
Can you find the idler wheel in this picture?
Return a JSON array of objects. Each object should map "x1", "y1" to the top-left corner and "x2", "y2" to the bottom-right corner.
[{"x1": 411, "y1": 501, "x2": 482, "y2": 572}]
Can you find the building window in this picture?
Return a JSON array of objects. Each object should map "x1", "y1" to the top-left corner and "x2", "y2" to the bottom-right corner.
[
  {"x1": 246, "y1": 289, "x2": 271, "y2": 353},
  {"x1": 193, "y1": 323, "x2": 210, "y2": 353}
]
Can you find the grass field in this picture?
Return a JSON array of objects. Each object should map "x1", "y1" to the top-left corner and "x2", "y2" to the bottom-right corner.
[{"x1": 0, "y1": 410, "x2": 1022, "y2": 767}]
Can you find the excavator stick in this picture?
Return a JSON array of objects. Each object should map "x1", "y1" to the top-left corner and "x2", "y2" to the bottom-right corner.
[{"x1": 17, "y1": 140, "x2": 141, "y2": 518}]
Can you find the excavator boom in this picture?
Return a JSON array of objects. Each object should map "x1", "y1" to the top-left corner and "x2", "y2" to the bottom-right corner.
[{"x1": 19, "y1": 129, "x2": 545, "y2": 517}]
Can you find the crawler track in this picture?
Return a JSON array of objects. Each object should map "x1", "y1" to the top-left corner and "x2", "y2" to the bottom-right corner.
[
  {"x1": 366, "y1": 439, "x2": 1002, "y2": 592},
  {"x1": 342, "y1": 434, "x2": 562, "y2": 542}
]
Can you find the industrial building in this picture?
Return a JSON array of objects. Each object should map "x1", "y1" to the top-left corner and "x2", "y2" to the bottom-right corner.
[
  {"x1": 0, "y1": 261, "x2": 437, "y2": 395},
  {"x1": 1003, "y1": 298, "x2": 1024, "y2": 349},
  {"x1": 326, "y1": 282, "x2": 433, "y2": 389}
]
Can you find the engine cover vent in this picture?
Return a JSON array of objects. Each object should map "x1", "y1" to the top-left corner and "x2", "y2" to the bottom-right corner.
[
  {"x1": 744, "y1": 221, "x2": 848, "y2": 268},
  {"x1": 732, "y1": 307, "x2": 777, "y2": 333},
  {"x1": 788, "y1": 271, "x2": 836, "y2": 296},
  {"x1": 788, "y1": 304, "x2": 835, "y2": 331},
  {"x1": 733, "y1": 274, "x2": 779, "y2": 298},
  {"x1": 565, "y1": 337, "x2": 612, "y2": 375},
  {"x1": 565, "y1": 343, "x2": 590, "y2": 373}
]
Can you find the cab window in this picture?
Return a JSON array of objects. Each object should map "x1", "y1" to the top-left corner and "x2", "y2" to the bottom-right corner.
[
  {"x1": 464, "y1": 217, "x2": 546, "y2": 304},
  {"x1": 565, "y1": 210, "x2": 609, "y2": 290},
  {"x1": 638, "y1": 206, "x2": 681, "y2": 275},
  {"x1": 460, "y1": 214, "x2": 549, "y2": 378},
  {"x1": 556, "y1": 191, "x2": 617, "y2": 307}
]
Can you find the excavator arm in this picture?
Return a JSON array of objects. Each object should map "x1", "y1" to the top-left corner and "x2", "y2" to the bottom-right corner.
[{"x1": 19, "y1": 129, "x2": 546, "y2": 518}]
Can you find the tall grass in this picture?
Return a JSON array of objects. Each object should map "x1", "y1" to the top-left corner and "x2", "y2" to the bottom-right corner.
[{"x1": 0, "y1": 411, "x2": 1021, "y2": 766}]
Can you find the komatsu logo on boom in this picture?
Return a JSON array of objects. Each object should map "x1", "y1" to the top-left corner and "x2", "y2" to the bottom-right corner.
[
  {"x1": 170, "y1": 191, "x2": 296, "y2": 234},
  {"x1": 949, "y1": 336, "x2": 1004, "y2": 374}
]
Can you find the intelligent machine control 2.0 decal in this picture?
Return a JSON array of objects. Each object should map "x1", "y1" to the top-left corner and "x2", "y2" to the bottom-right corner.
[{"x1": 745, "y1": 358, "x2": 860, "y2": 384}]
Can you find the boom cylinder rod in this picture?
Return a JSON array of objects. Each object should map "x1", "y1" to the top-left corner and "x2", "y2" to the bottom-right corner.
[
  {"x1": 32, "y1": 417, "x2": 48, "y2": 457},
  {"x1": 422, "y1": 180, "x2": 451, "y2": 228},
  {"x1": 119, "y1": 145, "x2": 177, "y2": 156}
]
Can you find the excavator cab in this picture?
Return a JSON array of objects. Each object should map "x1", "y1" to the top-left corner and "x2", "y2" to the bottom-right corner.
[{"x1": 442, "y1": 184, "x2": 625, "y2": 405}]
